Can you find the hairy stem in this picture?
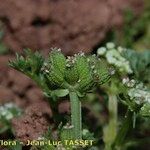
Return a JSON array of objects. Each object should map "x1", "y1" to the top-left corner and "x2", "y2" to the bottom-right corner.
[
  {"x1": 104, "y1": 93, "x2": 118, "y2": 150},
  {"x1": 69, "y1": 91, "x2": 82, "y2": 140}
]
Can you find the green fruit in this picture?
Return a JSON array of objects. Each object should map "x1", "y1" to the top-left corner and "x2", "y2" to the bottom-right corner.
[
  {"x1": 61, "y1": 125, "x2": 74, "y2": 141},
  {"x1": 75, "y1": 55, "x2": 90, "y2": 80},
  {"x1": 46, "y1": 72, "x2": 64, "y2": 87},
  {"x1": 78, "y1": 78, "x2": 94, "y2": 92},
  {"x1": 65, "y1": 65, "x2": 79, "y2": 85},
  {"x1": 75, "y1": 54, "x2": 94, "y2": 92},
  {"x1": 94, "y1": 59, "x2": 110, "y2": 85},
  {"x1": 49, "y1": 48, "x2": 66, "y2": 74},
  {"x1": 46, "y1": 49, "x2": 66, "y2": 87}
]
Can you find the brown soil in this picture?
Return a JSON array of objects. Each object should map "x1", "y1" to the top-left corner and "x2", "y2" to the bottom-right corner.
[
  {"x1": 0, "y1": 0, "x2": 144, "y2": 55},
  {"x1": 11, "y1": 101, "x2": 52, "y2": 142}
]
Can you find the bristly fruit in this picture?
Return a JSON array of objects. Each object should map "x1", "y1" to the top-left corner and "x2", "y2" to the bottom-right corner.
[
  {"x1": 95, "y1": 60, "x2": 111, "y2": 85},
  {"x1": 88, "y1": 55, "x2": 111, "y2": 86},
  {"x1": 10, "y1": 48, "x2": 111, "y2": 95},
  {"x1": 60, "y1": 124, "x2": 75, "y2": 141},
  {"x1": 65, "y1": 56, "x2": 79, "y2": 85},
  {"x1": 75, "y1": 53, "x2": 94, "y2": 92},
  {"x1": 44, "y1": 48, "x2": 66, "y2": 87},
  {"x1": 49, "y1": 48, "x2": 66, "y2": 75}
]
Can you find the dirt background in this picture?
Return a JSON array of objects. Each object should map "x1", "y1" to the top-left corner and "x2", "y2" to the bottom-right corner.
[{"x1": 0, "y1": 0, "x2": 144, "y2": 142}]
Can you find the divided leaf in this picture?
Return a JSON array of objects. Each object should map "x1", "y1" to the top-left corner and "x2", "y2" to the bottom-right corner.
[
  {"x1": 123, "y1": 50, "x2": 150, "y2": 84},
  {"x1": 140, "y1": 103, "x2": 150, "y2": 117},
  {"x1": 9, "y1": 49, "x2": 44, "y2": 76}
]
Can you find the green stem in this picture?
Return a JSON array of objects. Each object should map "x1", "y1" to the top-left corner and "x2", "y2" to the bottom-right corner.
[
  {"x1": 104, "y1": 93, "x2": 118, "y2": 150},
  {"x1": 113, "y1": 111, "x2": 133, "y2": 150},
  {"x1": 69, "y1": 91, "x2": 82, "y2": 140}
]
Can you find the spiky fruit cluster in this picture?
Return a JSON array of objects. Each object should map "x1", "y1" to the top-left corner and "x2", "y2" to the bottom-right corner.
[
  {"x1": 42, "y1": 49, "x2": 110, "y2": 94},
  {"x1": 10, "y1": 48, "x2": 111, "y2": 96}
]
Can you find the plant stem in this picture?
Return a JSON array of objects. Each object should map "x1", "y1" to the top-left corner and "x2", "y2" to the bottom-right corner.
[
  {"x1": 69, "y1": 91, "x2": 82, "y2": 140},
  {"x1": 113, "y1": 111, "x2": 133, "y2": 150},
  {"x1": 104, "y1": 93, "x2": 118, "y2": 150}
]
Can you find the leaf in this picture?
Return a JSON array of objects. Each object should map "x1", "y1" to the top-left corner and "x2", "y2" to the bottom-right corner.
[
  {"x1": 7, "y1": 141, "x2": 22, "y2": 150},
  {"x1": 9, "y1": 50, "x2": 49, "y2": 93},
  {"x1": 9, "y1": 50, "x2": 44, "y2": 76},
  {"x1": 52, "y1": 89, "x2": 69, "y2": 97},
  {"x1": 76, "y1": 91, "x2": 86, "y2": 98},
  {"x1": 82, "y1": 129, "x2": 95, "y2": 140},
  {"x1": 0, "y1": 126, "x2": 9, "y2": 134},
  {"x1": 140, "y1": 103, "x2": 150, "y2": 117},
  {"x1": 123, "y1": 50, "x2": 150, "y2": 83},
  {"x1": 40, "y1": 145, "x2": 55, "y2": 150}
]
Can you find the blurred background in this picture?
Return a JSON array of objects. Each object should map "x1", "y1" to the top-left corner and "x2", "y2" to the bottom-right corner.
[{"x1": 0, "y1": 0, "x2": 150, "y2": 148}]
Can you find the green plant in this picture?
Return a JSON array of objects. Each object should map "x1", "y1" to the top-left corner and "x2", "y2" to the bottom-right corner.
[
  {"x1": 9, "y1": 43, "x2": 150, "y2": 150},
  {"x1": 97, "y1": 43, "x2": 150, "y2": 150},
  {"x1": 9, "y1": 48, "x2": 110, "y2": 148}
]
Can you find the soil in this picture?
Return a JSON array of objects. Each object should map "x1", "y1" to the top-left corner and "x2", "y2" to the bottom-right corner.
[
  {"x1": 0, "y1": 0, "x2": 144, "y2": 55},
  {"x1": 0, "y1": 0, "x2": 144, "y2": 145},
  {"x1": 11, "y1": 101, "x2": 52, "y2": 142}
]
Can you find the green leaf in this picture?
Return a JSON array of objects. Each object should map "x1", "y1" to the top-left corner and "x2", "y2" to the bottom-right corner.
[
  {"x1": 52, "y1": 89, "x2": 69, "y2": 97},
  {"x1": 9, "y1": 50, "x2": 44, "y2": 76},
  {"x1": 123, "y1": 50, "x2": 150, "y2": 84},
  {"x1": 0, "y1": 126, "x2": 9, "y2": 134},
  {"x1": 82, "y1": 129, "x2": 95, "y2": 140},
  {"x1": 7, "y1": 141, "x2": 22, "y2": 150},
  {"x1": 40, "y1": 145, "x2": 55, "y2": 150},
  {"x1": 140, "y1": 103, "x2": 150, "y2": 117}
]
